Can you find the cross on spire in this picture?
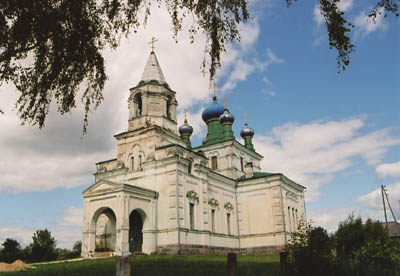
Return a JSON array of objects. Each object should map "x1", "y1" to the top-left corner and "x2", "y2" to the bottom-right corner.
[
  {"x1": 244, "y1": 112, "x2": 248, "y2": 125},
  {"x1": 223, "y1": 97, "x2": 227, "y2": 109},
  {"x1": 213, "y1": 82, "x2": 217, "y2": 100},
  {"x1": 184, "y1": 109, "x2": 188, "y2": 122},
  {"x1": 149, "y1": 36, "x2": 158, "y2": 52}
]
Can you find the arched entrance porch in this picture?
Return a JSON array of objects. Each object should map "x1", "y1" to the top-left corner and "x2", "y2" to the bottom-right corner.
[{"x1": 90, "y1": 207, "x2": 117, "y2": 255}]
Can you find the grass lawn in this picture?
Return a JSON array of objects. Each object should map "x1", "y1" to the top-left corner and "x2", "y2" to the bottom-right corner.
[{"x1": 3, "y1": 254, "x2": 280, "y2": 276}]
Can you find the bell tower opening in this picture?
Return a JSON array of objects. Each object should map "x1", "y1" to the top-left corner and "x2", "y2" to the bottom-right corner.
[{"x1": 133, "y1": 93, "x2": 142, "y2": 118}]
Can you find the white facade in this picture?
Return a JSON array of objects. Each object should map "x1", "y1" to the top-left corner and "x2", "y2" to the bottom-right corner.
[{"x1": 81, "y1": 50, "x2": 306, "y2": 257}]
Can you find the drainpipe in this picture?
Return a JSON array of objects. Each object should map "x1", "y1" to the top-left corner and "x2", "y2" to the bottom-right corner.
[
  {"x1": 176, "y1": 154, "x2": 181, "y2": 255},
  {"x1": 234, "y1": 180, "x2": 241, "y2": 253},
  {"x1": 154, "y1": 193, "x2": 158, "y2": 253}
]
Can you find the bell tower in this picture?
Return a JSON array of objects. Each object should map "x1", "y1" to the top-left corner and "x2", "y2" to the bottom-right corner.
[{"x1": 127, "y1": 40, "x2": 178, "y2": 134}]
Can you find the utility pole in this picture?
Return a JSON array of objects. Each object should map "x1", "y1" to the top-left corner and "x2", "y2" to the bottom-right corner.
[
  {"x1": 383, "y1": 188, "x2": 398, "y2": 223},
  {"x1": 381, "y1": 185, "x2": 389, "y2": 235}
]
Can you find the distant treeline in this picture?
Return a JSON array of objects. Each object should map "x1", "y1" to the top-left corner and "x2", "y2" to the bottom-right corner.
[{"x1": 0, "y1": 229, "x2": 81, "y2": 263}]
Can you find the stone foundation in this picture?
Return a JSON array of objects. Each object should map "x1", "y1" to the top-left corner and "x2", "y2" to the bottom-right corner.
[{"x1": 156, "y1": 244, "x2": 284, "y2": 255}]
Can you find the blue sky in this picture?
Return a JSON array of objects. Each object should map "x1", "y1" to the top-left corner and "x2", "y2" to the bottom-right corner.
[{"x1": 0, "y1": 0, "x2": 399, "y2": 248}]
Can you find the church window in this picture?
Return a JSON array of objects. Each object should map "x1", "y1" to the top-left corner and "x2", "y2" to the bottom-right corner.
[
  {"x1": 211, "y1": 209, "x2": 216, "y2": 233},
  {"x1": 188, "y1": 161, "x2": 192, "y2": 174},
  {"x1": 287, "y1": 207, "x2": 292, "y2": 233},
  {"x1": 227, "y1": 213, "x2": 231, "y2": 235},
  {"x1": 130, "y1": 156, "x2": 134, "y2": 171},
  {"x1": 189, "y1": 203, "x2": 195, "y2": 230},
  {"x1": 292, "y1": 208, "x2": 295, "y2": 231},
  {"x1": 211, "y1": 156, "x2": 218, "y2": 171},
  {"x1": 133, "y1": 93, "x2": 142, "y2": 117},
  {"x1": 295, "y1": 209, "x2": 298, "y2": 230},
  {"x1": 138, "y1": 155, "x2": 142, "y2": 170},
  {"x1": 240, "y1": 157, "x2": 244, "y2": 172}
]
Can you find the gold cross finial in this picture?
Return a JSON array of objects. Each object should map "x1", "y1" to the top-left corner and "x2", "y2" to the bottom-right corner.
[
  {"x1": 244, "y1": 112, "x2": 248, "y2": 125},
  {"x1": 184, "y1": 109, "x2": 188, "y2": 121},
  {"x1": 223, "y1": 97, "x2": 227, "y2": 109},
  {"x1": 149, "y1": 36, "x2": 158, "y2": 52},
  {"x1": 213, "y1": 82, "x2": 217, "y2": 100}
]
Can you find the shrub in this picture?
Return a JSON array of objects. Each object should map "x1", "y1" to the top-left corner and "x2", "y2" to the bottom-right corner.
[{"x1": 286, "y1": 221, "x2": 335, "y2": 276}]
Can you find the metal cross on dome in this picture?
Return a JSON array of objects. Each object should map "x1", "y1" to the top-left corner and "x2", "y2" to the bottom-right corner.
[
  {"x1": 184, "y1": 109, "x2": 188, "y2": 121},
  {"x1": 212, "y1": 82, "x2": 217, "y2": 100},
  {"x1": 149, "y1": 36, "x2": 158, "y2": 52},
  {"x1": 244, "y1": 112, "x2": 248, "y2": 125},
  {"x1": 223, "y1": 97, "x2": 227, "y2": 109}
]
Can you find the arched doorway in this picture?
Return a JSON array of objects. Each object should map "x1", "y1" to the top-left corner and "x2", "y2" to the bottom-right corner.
[
  {"x1": 93, "y1": 208, "x2": 116, "y2": 252},
  {"x1": 129, "y1": 209, "x2": 144, "y2": 252}
]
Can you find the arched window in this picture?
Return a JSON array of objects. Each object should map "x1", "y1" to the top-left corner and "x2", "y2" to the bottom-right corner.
[
  {"x1": 227, "y1": 213, "x2": 231, "y2": 235},
  {"x1": 138, "y1": 155, "x2": 142, "y2": 170},
  {"x1": 292, "y1": 208, "x2": 296, "y2": 231},
  {"x1": 211, "y1": 156, "x2": 218, "y2": 171},
  {"x1": 188, "y1": 160, "x2": 192, "y2": 174},
  {"x1": 189, "y1": 203, "x2": 195, "y2": 230},
  {"x1": 240, "y1": 157, "x2": 244, "y2": 172},
  {"x1": 166, "y1": 95, "x2": 172, "y2": 119},
  {"x1": 133, "y1": 93, "x2": 142, "y2": 117},
  {"x1": 130, "y1": 156, "x2": 134, "y2": 171},
  {"x1": 288, "y1": 206, "x2": 292, "y2": 233},
  {"x1": 211, "y1": 209, "x2": 216, "y2": 232}
]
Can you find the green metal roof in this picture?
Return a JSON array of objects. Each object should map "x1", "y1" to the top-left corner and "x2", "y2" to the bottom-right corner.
[{"x1": 238, "y1": 172, "x2": 281, "y2": 181}]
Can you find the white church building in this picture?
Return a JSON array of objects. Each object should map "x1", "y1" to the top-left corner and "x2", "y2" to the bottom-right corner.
[{"x1": 81, "y1": 48, "x2": 306, "y2": 257}]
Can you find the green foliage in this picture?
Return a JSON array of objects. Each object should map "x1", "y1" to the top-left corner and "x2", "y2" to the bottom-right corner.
[
  {"x1": 0, "y1": 238, "x2": 22, "y2": 263},
  {"x1": 334, "y1": 215, "x2": 399, "y2": 276},
  {"x1": 72, "y1": 241, "x2": 82, "y2": 256},
  {"x1": 30, "y1": 229, "x2": 58, "y2": 262},
  {"x1": 286, "y1": 221, "x2": 335, "y2": 276},
  {"x1": 286, "y1": 215, "x2": 400, "y2": 276},
  {"x1": 335, "y1": 215, "x2": 388, "y2": 262}
]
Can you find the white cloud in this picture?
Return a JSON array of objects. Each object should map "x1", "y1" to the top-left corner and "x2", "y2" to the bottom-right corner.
[
  {"x1": 0, "y1": 206, "x2": 83, "y2": 249},
  {"x1": 266, "y1": 48, "x2": 284, "y2": 64},
  {"x1": 253, "y1": 117, "x2": 400, "y2": 201},
  {"x1": 308, "y1": 207, "x2": 356, "y2": 232},
  {"x1": 337, "y1": 0, "x2": 353, "y2": 12},
  {"x1": 357, "y1": 182, "x2": 400, "y2": 216},
  {"x1": 220, "y1": 47, "x2": 284, "y2": 92},
  {"x1": 60, "y1": 207, "x2": 83, "y2": 228},
  {"x1": 313, "y1": 4, "x2": 324, "y2": 27},
  {"x1": 0, "y1": 225, "x2": 34, "y2": 247},
  {"x1": 309, "y1": 205, "x2": 384, "y2": 233},
  {"x1": 355, "y1": 7, "x2": 388, "y2": 36},
  {"x1": 376, "y1": 160, "x2": 400, "y2": 180}
]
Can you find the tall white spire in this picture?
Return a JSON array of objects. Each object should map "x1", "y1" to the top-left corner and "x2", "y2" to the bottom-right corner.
[{"x1": 140, "y1": 51, "x2": 166, "y2": 84}]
